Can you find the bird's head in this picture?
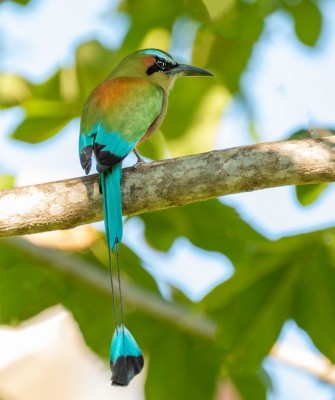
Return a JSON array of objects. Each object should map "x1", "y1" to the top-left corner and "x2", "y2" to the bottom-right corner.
[{"x1": 111, "y1": 49, "x2": 213, "y2": 92}]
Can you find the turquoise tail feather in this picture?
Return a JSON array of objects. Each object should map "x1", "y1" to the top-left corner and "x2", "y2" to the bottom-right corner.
[
  {"x1": 97, "y1": 143, "x2": 143, "y2": 386},
  {"x1": 100, "y1": 163, "x2": 123, "y2": 250},
  {"x1": 100, "y1": 162, "x2": 144, "y2": 386},
  {"x1": 110, "y1": 326, "x2": 144, "y2": 386}
]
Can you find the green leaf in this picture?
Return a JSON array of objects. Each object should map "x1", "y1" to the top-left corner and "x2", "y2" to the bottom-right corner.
[
  {"x1": 8, "y1": 0, "x2": 31, "y2": 5},
  {"x1": 289, "y1": 1, "x2": 322, "y2": 47},
  {"x1": 30, "y1": 70, "x2": 63, "y2": 100},
  {"x1": 146, "y1": 331, "x2": 220, "y2": 400},
  {"x1": 3, "y1": 69, "x2": 82, "y2": 143},
  {"x1": 0, "y1": 241, "x2": 65, "y2": 324},
  {"x1": 295, "y1": 183, "x2": 329, "y2": 206},
  {"x1": 212, "y1": 262, "x2": 298, "y2": 374},
  {"x1": 231, "y1": 367, "x2": 270, "y2": 400},
  {"x1": 10, "y1": 115, "x2": 71, "y2": 143},
  {"x1": 204, "y1": 227, "x2": 335, "y2": 375},
  {"x1": 293, "y1": 236, "x2": 335, "y2": 362}
]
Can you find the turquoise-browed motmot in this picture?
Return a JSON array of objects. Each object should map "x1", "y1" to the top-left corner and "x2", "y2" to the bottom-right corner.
[{"x1": 79, "y1": 49, "x2": 212, "y2": 386}]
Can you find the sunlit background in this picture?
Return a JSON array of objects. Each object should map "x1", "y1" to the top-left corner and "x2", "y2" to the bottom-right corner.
[{"x1": 1, "y1": 0, "x2": 335, "y2": 399}]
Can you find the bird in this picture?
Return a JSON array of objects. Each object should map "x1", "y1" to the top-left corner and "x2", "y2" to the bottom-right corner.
[{"x1": 79, "y1": 48, "x2": 213, "y2": 386}]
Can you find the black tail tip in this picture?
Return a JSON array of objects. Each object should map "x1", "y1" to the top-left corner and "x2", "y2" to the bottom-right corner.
[{"x1": 111, "y1": 355, "x2": 144, "y2": 386}]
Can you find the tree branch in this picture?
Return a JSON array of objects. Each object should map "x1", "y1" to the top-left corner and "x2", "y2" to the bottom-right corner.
[{"x1": 1, "y1": 137, "x2": 335, "y2": 237}]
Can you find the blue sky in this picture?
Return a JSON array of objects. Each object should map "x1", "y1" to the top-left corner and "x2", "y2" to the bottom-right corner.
[{"x1": 1, "y1": 0, "x2": 335, "y2": 398}]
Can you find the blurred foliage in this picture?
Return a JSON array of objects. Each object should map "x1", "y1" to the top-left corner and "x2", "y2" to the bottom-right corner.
[
  {"x1": 3, "y1": 202, "x2": 335, "y2": 398},
  {"x1": 6, "y1": 0, "x2": 31, "y2": 4},
  {"x1": 287, "y1": 127, "x2": 335, "y2": 205},
  {"x1": 0, "y1": 0, "x2": 332, "y2": 399},
  {"x1": 0, "y1": 174, "x2": 14, "y2": 189},
  {"x1": 283, "y1": 0, "x2": 322, "y2": 46},
  {"x1": 295, "y1": 182, "x2": 329, "y2": 205}
]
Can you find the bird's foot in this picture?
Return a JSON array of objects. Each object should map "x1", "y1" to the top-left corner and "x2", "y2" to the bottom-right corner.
[{"x1": 133, "y1": 148, "x2": 146, "y2": 167}]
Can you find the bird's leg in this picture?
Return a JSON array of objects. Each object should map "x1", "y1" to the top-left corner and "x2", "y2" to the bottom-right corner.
[{"x1": 133, "y1": 148, "x2": 145, "y2": 166}]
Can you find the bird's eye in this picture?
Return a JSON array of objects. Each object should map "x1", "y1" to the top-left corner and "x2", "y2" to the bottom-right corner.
[{"x1": 156, "y1": 59, "x2": 166, "y2": 70}]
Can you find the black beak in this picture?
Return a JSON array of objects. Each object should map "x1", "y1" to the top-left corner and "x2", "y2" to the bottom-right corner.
[{"x1": 169, "y1": 64, "x2": 213, "y2": 77}]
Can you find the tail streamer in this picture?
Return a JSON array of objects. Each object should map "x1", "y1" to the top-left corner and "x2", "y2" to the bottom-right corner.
[{"x1": 101, "y1": 164, "x2": 144, "y2": 386}]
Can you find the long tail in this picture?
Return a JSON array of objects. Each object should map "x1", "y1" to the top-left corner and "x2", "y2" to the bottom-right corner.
[
  {"x1": 100, "y1": 163, "x2": 144, "y2": 386},
  {"x1": 100, "y1": 163, "x2": 123, "y2": 249}
]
